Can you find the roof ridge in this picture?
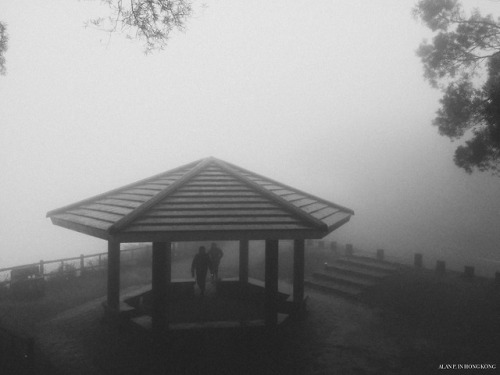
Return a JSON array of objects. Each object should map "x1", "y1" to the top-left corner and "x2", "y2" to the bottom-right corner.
[
  {"x1": 213, "y1": 159, "x2": 328, "y2": 231},
  {"x1": 46, "y1": 158, "x2": 205, "y2": 218},
  {"x1": 107, "y1": 158, "x2": 213, "y2": 234},
  {"x1": 221, "y1": 160, "x2": 354, "y2": 215}
]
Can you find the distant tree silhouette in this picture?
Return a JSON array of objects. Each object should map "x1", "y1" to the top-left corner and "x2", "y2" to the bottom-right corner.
[
  {"x1": 414, "y1": 0, "x2": 500, "y2": 175},
  {"x1": 0, "y1": 21, "x2": 7, "y2": 75}
]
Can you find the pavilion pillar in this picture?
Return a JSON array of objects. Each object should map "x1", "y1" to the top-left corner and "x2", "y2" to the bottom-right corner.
[
  {"x1": 239, "y1": 240, "x2": 249, "y2": 284},
  {"x1": 265, "y1": 239, "x2": 279, "y2": 327},
  {"x1": 107, "y1": 240, "x2": 120, "y2": 311},
  {"x1": 152, "y1": 241, "x2": 171, "y2": 333},
  {"x1": 293, "y1": 239, "x2": 305, "y2": 315}
]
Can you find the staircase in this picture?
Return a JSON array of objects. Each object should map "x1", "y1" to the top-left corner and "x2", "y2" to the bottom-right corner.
[{"x1": 305, "y1": 255, "x2": 399, "y2": 299}]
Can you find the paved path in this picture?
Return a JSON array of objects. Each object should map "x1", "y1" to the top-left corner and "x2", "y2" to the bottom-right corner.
[{"x1": 34, "y1": 282, "x2": 402, "y2": 375}]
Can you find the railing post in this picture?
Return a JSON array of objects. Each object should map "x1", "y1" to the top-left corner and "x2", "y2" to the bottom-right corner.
[
  {"x1": 414, "y1": 253, "x2": 423, "y2": 268},
  {"x1": 39, "y1": 260, "x2": 44, "y2": 278},
  {"x1": 80, "y1": 254, "x2": 85, "y2": 276},
  {"x1": 376, "y1": 249, "x2": 384, "y2": 261},
  {"x1": 436, "y1": 260, "x2": 446, "y2": 275},
  {"x1": 464, "y1": 266, "x2": 474, "y2": 279},
  {"x1": 345, "y1": 244, "x2": 353, "y2": 257},
  {"x1": 330, "y1": 241, "x2": 337, "y2": 254}
]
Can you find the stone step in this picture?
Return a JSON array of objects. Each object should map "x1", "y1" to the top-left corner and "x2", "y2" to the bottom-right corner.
[
  {"x1": 304, "y1": 278, "x2": 363, "y2": 299},
  {"x1": 335, "y1": 257, "x2": 399, "y2": 274},
  {"x1": 313, "y1": 271, "x2": 375, "y2": 288},
  {"x1": 324, "y1": 263, "x2": 391, "y2": 281}
]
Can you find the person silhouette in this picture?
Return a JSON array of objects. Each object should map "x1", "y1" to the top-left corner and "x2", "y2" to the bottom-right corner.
[
  {"x1": 191, "y1": 246, "x2": 210, "y2": 297},
  {"x1": 208, "y1": 243, "x2": 224, "y2": 281}
]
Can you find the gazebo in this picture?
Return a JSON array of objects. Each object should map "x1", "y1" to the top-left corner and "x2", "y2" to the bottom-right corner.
[{"x1": 47, "y1": 157, "x2": 354, "y2": 331}]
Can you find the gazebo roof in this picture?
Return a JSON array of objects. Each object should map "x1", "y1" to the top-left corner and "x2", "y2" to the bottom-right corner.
[{"x1": 47, "y1": 157, "x2": 354, "y2": 242}]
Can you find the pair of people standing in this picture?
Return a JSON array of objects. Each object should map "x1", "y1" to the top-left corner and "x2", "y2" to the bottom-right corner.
[{"x1": 191, "y1": 243, "x2": 224, "y2": 297}]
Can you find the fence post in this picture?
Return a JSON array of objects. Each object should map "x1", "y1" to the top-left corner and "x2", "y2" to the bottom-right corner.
[
  {"x1": 80, "y1": 254, "x2": 85, "y2": 276},
  {"x1": 39, "y1": 260, "x2": 44, "y2": 278},
  {"x1": 345, "y1": 244, "x2": 353, "y2": 257},
  {"x1": 436, "y1": 260, "x2": 446, "y2": 275},
  {"x1": 330, "y1": 242, "x2": 337, "y2": 255},
  {"x1": 414, "y1": 253, "x2": 423, "y2": 268},
  {"x1": 464, "y1": 266, "x2": 475, "y2": 279},
  {"x1": 376, "y1": 249, "x2": 384, "y2": 261}
]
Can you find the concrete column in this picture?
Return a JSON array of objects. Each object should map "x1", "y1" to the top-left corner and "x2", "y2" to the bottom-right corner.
[
  {"x1": 265, "y1": 239, "x2": 279, "y2": 327},
  {"x1": 152, "y1": 241, "x2": 171, "y2": 332},
  {"x1": 107, "y1": 240, "x2": 120, "y2": 311},
  {"x1": 239, "y1": 240, "x2": 249, "y2": 284},
  {"x1": 293, "y1": 239, "x2": 305, "y2": 311}
]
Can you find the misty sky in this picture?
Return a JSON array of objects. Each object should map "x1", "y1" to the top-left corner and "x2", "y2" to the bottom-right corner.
[{"x1": 1, "y1": 0, "x2": 499, "y2": 273}]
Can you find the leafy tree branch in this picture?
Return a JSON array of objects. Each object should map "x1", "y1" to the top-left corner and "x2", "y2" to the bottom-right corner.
[
  {"x1": 87, "y1": 0, "x2": 193, "y2": 53},
  {"x1": 414, "y1": 0, "x2": 500, "y2": 175}
]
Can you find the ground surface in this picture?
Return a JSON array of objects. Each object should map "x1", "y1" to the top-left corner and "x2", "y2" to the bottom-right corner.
[{"x1": 1, "y1": 253, "x2": 499, "y2": 374}]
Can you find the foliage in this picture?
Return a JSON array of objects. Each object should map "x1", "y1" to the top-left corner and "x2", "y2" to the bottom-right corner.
[
  {"x1": 89, "y1": 0, "x2": 193, "y2": 53},
  {"x1": 0, "y1": 21, "x2": 7, "y2": 75},
  {"x1": 414, "y1": 0, "x2": 500, "y2": 175}
]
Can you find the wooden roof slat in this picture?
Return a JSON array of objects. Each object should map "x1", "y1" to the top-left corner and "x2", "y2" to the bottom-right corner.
[
  {"x1": 124, "y1": 223, "x2": 312, "y2": 232},
  {"x1": 95, "y1": 199, "x2": 143, "y2": 209},
  {"x1": 271, "y1": 189, "x2": 296, "y2": 196},
  {"x1": 301, "y1": 202, "x2": 328, "y2": 214},
  {"x1": 172, "y1": 191, "x2": 260, "y2": 197},
  {"x1": 51, "y1": 213, "x2": 112, "y2": 230},
  {"x1": 180, "y1": 186, "x2": 252, "y2": 192},
  {"x1": 323, "y1": 211, "x2": 351, "y2": 229},
  {"x1": 123, "y1": 189, "x2": 160, "y2": 196},
  {"x1": 144, "y1": 209, "x2": 287, "y2": 217},
  {"x1": 133, "y1": 216, "x2": 300, "y2": 225},
  {"x1": 153, "y1": 203, "x2": 278, "y2": 210},
  {"x1": 81, "y1": 204, "x2": 134, "y2": 216},
  {"x1": 68, "y1": 209, "x2": 124, "y2": 223},
  {"x1": 184, "y1": 181, "x2": 242, "y2": 186},
  {"x1": 112, "y1": 194, "x2": 152, "y2": 202},
  {"x1": 311, "y1": 207, "x2": 339, "y2": 220},
  {"x1": 191, "y1": 176, "x2": 236, "y2": 181},
  {"x1": 291, "y1": 198, "x2": 317, "y2": 208},
  {"x1": 279, "y1": 193, "x2": 305, "y2": 202},
  {"x1": 134, "y1": 183, "x2": 169, "y2": 190},
  {"x1": 163, "y1": 197, "x2": 269, "y2": 203}
]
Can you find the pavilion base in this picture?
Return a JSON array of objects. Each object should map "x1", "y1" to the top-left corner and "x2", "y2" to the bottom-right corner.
[{"x1": 109, "y1": 279, "x2": 305, "y2": 333}]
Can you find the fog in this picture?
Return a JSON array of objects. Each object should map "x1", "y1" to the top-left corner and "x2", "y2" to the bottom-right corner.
[{"x1": 1, "y1": 1, "x2": 499, "y2": 276}]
